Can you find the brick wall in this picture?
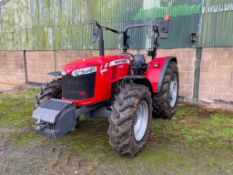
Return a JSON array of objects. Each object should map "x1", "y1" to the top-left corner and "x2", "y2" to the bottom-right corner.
[
  {"x1": 199, "y1": 48, "x2": 233, "y2": 104},
  {"x1": 26, "y1": 51, "x2": 55, "y2": 83},
  {"x1": 0, "y1": 48, "x2": 232, "y2": 105},
  {"x1": 0, "y1": 51, "x2": 25, "y2": 85},
  {"x1": 56, "y1": 50, "x2": 93, "y2": 70},
  {"x1": 27, "y1": 48, "x2": 196, "y2": 100}
]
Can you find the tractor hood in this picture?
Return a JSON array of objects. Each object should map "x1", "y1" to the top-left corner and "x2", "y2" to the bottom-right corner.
[{"x1": 61, "y1": 55, "x2": 129, "y2": 75}]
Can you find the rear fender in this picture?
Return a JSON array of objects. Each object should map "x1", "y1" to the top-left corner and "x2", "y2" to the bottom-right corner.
[{"x1": 144, "y1": 57, "x2": 177, "y2": 93}]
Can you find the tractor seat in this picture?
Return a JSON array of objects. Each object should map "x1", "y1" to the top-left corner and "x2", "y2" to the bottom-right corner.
[{"x1": 131, "y1": 54, "x2": 147, "y2": 75}]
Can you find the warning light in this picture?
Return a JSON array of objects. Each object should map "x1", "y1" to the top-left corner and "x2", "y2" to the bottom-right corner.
[
  {"x1": 164, "y1": 15, "x2": 171, "y2": 21},
  {"x1": 153, "y1": 63, "x2": 160, "y2": 68}
]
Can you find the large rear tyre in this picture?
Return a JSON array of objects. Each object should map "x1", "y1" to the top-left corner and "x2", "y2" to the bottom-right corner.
[
  {"x1": 153, "y1": 61, "x2": 179, "y2": 119},
  {"x1": 108, "y1": 84, "x2": 152, "y2": 156},
  {"x1": 35, "y1": 79, "x2": 62, "y2": 107}
]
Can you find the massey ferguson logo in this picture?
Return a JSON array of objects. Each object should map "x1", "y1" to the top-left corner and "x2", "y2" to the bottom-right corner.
[
  {"x1": 109, "y1": 59, "x2": 130, "y2": 67},
  {"x1": 100, "y1": 59, "x2": 129, "y2": 75},
  {"x1": 100, "y1": 63, "x2": 109, "y2": 74}
]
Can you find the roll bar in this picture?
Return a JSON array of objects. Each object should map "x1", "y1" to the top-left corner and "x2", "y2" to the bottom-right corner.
[{"x1": 92, "y1": 17, "x2": 170, "y2": 58}]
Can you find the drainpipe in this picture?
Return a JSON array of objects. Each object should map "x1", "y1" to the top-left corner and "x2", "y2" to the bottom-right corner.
[
  {"x1": 53, "y1": 50, "x2": 57, "y2": 72},
  {"x1": 23, "y1": 50, "x2": 28, "y2": 84},
  {"x1": 193, "y1": 0, "x2": 205, "y2": 102},
  {"x1": 193, "y1": 48, "x2": 202, "y2": 101}
]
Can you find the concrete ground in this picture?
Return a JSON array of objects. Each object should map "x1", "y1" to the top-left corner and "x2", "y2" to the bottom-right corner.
[
  {"x1": 0, "y1": 83, "x2": 17, "y2": 93},
  {"x1": 0, "y1": 88, "x2": 232, "y2": 175}
]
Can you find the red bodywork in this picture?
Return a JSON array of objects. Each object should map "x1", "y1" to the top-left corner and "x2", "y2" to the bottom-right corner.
[{"x1": 62, "y1": 55, "x2": 169, "y2": 106}]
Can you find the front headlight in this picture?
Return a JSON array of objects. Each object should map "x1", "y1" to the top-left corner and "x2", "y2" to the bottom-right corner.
[{"x1": 71, "y1": 66, "x2": 97, "y2": 77}]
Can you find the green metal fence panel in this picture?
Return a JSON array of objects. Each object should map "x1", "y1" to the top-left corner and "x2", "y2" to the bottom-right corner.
[
  {"x1": 0, "y1": 0, "x2": 14, "y2": 50},
  {"x1": 0, "y1": 0, "x2": 202, "y2": 50},
  {"x1": 205, "y1": 0, "x2": 233, "y2": 6},
  {"x1": 201, "y1": 0, "x2": 233, "y2": 47},
  {"x1": 2, "y1": 0, "x2": 232, "y2": 50}
]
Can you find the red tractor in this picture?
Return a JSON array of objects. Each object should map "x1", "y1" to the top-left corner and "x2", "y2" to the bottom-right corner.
[{"x1": 32, "y1": 17, "x2": 179, "y2": 156}]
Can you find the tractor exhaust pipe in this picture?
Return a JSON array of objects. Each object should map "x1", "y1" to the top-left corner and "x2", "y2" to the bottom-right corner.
[
  {"x1": 92, "y1": 21, "x2": 105, "y2": 56},
  {"x1": 99, "y1": 27, "x2": 105, "y2": 56}
]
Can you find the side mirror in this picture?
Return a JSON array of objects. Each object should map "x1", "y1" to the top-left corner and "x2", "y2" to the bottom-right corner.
[
  {"x1": 92, "y1": 22, "x2": 100, "y2": 43},
  {"x1": 158, "y1": 16, "x2": 171, "y2": 39}
]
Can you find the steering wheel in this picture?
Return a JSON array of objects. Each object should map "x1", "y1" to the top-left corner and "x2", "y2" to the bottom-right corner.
[{"x1": 121, "y1": 52, "x2": 135, "y2": 60}]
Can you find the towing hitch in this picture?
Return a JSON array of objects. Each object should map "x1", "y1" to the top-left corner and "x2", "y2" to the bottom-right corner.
[{"x1": 32, "y1": 99, "x2": 77, "y2": 139}]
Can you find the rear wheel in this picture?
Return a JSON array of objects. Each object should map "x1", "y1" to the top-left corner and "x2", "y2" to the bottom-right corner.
[
  {"x1": 108, "y1": 84, "x2": 152, "y2": 156},
  {"x1": 153, "y1": 61, "x2": 179, "y2": 119},
  {"x1": 35, "y1": 79, "x2": 62, "y2": 107}
]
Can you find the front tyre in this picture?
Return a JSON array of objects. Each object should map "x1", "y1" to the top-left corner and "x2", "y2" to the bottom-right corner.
[
  {"x1": 35, "y1": 79, "x2": 62, "y2": 108},
  {"x1": 108, "y1": 84, "x2": 152, "y2": 156}
]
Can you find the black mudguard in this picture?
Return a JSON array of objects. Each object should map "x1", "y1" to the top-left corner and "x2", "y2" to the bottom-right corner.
[{"x1": 156, "y1": 57, "x2": 177, "y2": 93}]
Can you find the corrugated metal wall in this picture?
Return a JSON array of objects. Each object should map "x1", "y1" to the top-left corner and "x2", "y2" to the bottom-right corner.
[
  {"x1": 201, "y1": 0, "x2": 233, "y2": 47},
  {"x1": 0, "y1": 0, "x2": 232, "y2": 50}
]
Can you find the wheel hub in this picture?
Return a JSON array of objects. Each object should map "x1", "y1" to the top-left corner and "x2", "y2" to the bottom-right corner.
[
  {"x1": 134, "y1": 100, "x2": 149, "y2": 142},
  {"x1": 169, "y1": 75, "x2": 178, "y2": 108}
]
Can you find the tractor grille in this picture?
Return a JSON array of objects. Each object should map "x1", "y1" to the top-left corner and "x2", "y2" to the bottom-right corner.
[{"x1": 62, "y1": 73, "x2": 96, "y2": 100}]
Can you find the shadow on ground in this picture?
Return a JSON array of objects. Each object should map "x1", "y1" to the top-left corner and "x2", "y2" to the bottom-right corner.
[{"x1": 0, "y1": 88, "x2": 232, "y2": 175}]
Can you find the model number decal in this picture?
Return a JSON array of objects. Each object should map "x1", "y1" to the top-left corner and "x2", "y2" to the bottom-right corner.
[{"x1": 109, "y1": 59, "x2": 130, "y2": 67}]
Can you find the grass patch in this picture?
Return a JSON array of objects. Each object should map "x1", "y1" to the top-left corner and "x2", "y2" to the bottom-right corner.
[
  {"x1": 0, "y1": 88, "x2": 38, "y2": 128},
  {"x1": 1, "y1": 88, "x2": 232, "y2": 151},
  {"x1": 11, "y1": 130, "x2": 44, "y2": 146},
  {"x1": 0, "y1": 88, "x2": 232, "y2": 175},
  {"x1": 152, "y1": 104, "x2": 233, "y2": 150}
]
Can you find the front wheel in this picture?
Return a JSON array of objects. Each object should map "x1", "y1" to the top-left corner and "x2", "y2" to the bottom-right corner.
[
  {"x1": 35, "y1": 79, "x2": 62, "y2": 108},
  {"x1": 108, "y1": 84, "x2": 152, "y2": 156}
]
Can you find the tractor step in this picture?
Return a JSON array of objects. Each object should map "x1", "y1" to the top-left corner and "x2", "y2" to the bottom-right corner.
[{"x1": 32, "y1": 99, "x2": 77, "y2": 139}]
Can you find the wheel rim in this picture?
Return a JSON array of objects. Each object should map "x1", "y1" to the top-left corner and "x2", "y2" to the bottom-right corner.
[
  {"x1": 169, "y1": 74, "x2": 178, "y2": 108},
  {"x1": 134, "y1": 100, "x2": 149, "y2": 142}
]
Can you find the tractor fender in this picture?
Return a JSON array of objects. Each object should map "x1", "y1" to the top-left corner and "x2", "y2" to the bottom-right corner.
[
  {"x1": 145, "y1": 57, "x2": 177, "y2": 93},
  {"x1": 118, "y1": 75, "x2": 153, "y2": 92},
  {"x1": 156, "y1": 57, "x2": 177, "y2": 93}
]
